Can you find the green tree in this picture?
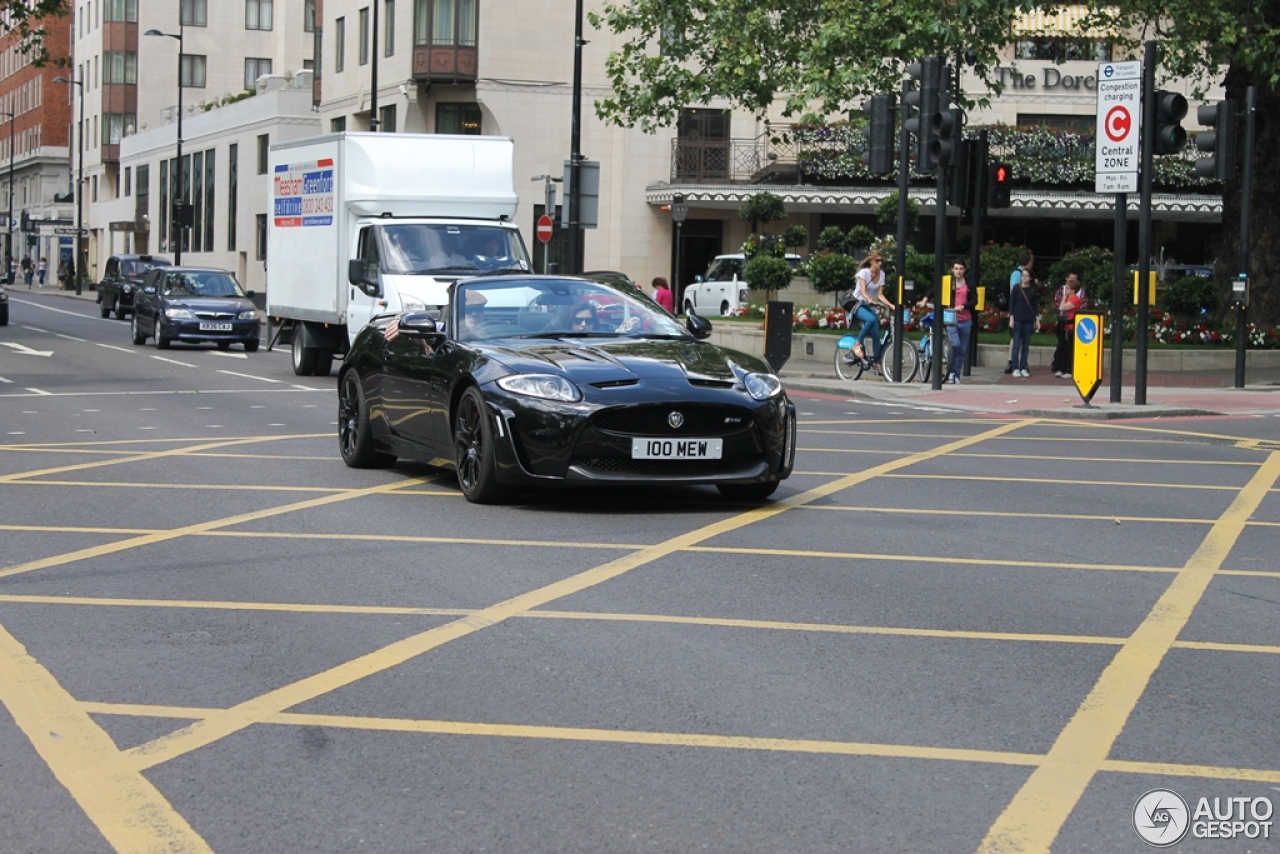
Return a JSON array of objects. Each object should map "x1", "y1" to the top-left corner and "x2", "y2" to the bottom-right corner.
[
  {"x1": 1047, "y1": 246, "x2": 1116, "y2": 309},
  {"x1": 743, "y1": 255, "x2": 795, "y2": 300},
  {"x1": 1, "y1": 1, "x2": 70, "y2": 67},
  {"x1": 590, "y1": 0, "x2": 1280, "y2": 324},
  {"x1": 739, "y1": 193, "x2": 787, "y2": 232}
]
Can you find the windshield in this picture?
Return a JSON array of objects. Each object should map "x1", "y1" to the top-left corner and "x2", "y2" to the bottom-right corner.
[
  {"x1": 164, "y1": 272, "x2": 246, "y2": 298},
  {"x1": 379, "y1": 224, "x2": 531, "y2": 276},
  {"x1": 453, "y1": 278, "x2": 689, "y2": 343},
  {"x1": 122, "y1": 259, "x2": 170, "y2": 279}
]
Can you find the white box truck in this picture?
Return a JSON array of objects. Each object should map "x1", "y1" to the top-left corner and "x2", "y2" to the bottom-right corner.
[{"x1": 267, "y1": 132, "x2": 530, "y2": 375}]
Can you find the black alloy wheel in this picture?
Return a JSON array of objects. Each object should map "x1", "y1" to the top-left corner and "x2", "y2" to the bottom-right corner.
[
  {"x1": 337, "y1": 371, "x2": 396, "y2": 468},
  {"x1": 453, "y1": 386, "x2": 508, "y2": 504}
]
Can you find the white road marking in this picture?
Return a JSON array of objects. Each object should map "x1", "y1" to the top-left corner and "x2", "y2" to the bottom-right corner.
[
  {"x1": 217, "y1": 370, "x2": 284, "y2": 385},
  {"x1": 0, "y1": 376, "x2": 12, "y2": 384},
  {"x1": 95, "y1": 343, "x2": 136, "y2": 353},
  {"x1": 55, "y1": 333, "x2": 86, "y2": 342},
  {"x1": 1, "y1": 342, "x2": 54, "y2": 357},
  {"x1": 25, "y1": 389, "x2": 51, "y2": 395},
  {"x1": 209, "y1": 351, "x2": 248, "y2": 359},
  {"x1": 151, "y1": 356, "x2": 198, "y2": 367}
]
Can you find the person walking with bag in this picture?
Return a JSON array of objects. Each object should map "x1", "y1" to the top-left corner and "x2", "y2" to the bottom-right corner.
[
  {"x1": 1009, "y1": 262, "x2": 1039, "y2": 378},
  {"x1": 1051, "y1": 272, "x2": 1086, "y2": 378}
]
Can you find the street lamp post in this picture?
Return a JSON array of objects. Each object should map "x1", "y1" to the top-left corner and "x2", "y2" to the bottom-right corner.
[
  {"x1": 0, "y1": 112, "x2": 14, "y2": 283},
  {"x1": 145, "y1": 27, "x2": 185, "y2": 264},
  {"x1": 53, "y1": 77, "x2": 85, "y2": 294}
]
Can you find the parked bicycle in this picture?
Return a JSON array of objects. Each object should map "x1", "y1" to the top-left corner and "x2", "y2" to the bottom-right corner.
[
  {"x1": 916, "y1": 308, "x2": 955, "y2": 384},
  {"x1": 834, "y1": 307, "x2": 918, "y2": 383}
]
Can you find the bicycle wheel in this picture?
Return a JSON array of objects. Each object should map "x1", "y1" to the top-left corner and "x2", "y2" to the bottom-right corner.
[
  {"x1": 833, "y1": 340, "x2": 865, "y2": 381},
  {"x1": 880, "y1": 336, "x2": 919, "y2": 384}
]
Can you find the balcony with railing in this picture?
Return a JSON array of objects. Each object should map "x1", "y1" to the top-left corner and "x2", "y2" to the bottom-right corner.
[{"x1": 670, "y1": 128, "x2": 799, "y2": 184}]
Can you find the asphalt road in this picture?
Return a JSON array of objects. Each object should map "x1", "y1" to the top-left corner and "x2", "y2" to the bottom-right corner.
[{"x1": 2, "y1": 289, "x2": 1278, "y2": 853}]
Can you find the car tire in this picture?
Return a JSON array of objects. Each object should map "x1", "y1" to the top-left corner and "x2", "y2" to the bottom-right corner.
[
  {"x1": 112, "y1": 296, "x2": 124, "y2": 320},
  {"x1": 216, "y1": 341, "x2": 232, "y2": 350},
  {"x1": 338, "y1": 371, "x2": 396, "y2": 469},
  {"x1": 453, "y1": 385, "x2": 509, "y2": 504},
  {"x1": 291, "y1": 333, "x2": 317, "y2": 375},
  {"x1": 244, "y1": 338, "x2": 260, "y2": 353},
  {"x1": 99, "y1": 295, "x2": 111, "y2": 318},
  {"x1": 717, "y1": 481, "x2": 779, "y2": 501},
  {"x1": 130, "y1": 313, "x2": 146, "y2": 345},
  {"x1": 0, "y1": 306, "x2": 8, "y2": 326},
  {"x1": 720, "y1": 300, "x2": 731, "y2": 316},
  {"x1": 154, "y1": 321, "x2": 170, "y2": 349}
]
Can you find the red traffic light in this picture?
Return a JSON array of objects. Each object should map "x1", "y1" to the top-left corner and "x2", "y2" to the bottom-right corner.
[
  {"x1": 989, "y1": 162, "x2": 1012, "y2": 209},
  {"x1": 993, "y1": 164, "x2": 1010, "y2": 184}
]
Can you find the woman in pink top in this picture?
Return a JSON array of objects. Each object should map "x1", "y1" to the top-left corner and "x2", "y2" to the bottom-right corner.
[
  {"x1": 652, "y1": 276, "x2": 674, "y2": 312},
  {"x1": 1052, "y1": 272, "x2": 1086, "y2": 378}
]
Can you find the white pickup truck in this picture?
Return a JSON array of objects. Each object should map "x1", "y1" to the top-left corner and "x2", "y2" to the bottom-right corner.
[{"x1": 682, "y1": 253, "x2": 801, "y2": 316}]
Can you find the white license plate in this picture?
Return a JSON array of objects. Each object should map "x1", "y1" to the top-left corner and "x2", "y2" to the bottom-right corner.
[
  {"x1": 631, "y1": 437, "x2": 723, "y2": 460},
  {"x1": 199, "y1": 322, "x2": 233, "y2": 331}
]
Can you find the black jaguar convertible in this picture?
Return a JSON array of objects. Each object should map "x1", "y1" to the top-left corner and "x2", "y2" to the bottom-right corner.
[{"x1": 337, "y1": 275, "x2": 796, "y2": 503}]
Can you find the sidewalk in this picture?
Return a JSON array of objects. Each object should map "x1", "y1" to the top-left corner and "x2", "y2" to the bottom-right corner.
[{"x1": 779, "y1": 360, "x2": 1280, "y2": 419}]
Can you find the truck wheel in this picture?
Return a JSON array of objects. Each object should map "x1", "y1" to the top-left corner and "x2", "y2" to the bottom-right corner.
[
  {"x1": 291, "y1": 334, "x2": 317, "y2": 375},
  {"x1": 314, "y1": 354, "x2": 333, "y2": 377},
  {"x1": 720, "y1": 300, "x2": 731, "y2": 316},
  {"x1": 684, "y1": 300, "x2": 693, "y2": 315}
]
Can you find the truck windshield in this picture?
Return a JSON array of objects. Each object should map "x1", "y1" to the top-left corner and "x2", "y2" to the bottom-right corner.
[{"x1": 380, "y1": 224, "x2": 531, "y2": 276}]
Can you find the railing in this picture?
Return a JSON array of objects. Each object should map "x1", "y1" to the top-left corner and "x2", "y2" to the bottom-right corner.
[{"x1": 670, "y1": 127, "x2": 800, "y2": 184}]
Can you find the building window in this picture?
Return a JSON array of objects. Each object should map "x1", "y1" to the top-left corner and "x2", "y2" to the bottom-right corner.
[
  {"x1": 385, "y1": 0, "x2": 395, "y2": 56},
  {"x1": 103, "y1": 51, "x2": 137, "y2": 85},
  {"x1": 227, "y1": 143, "x2": 237, "y2": 251},
  {"x1": 124, "y1": 166, "x2": 131, "y2": 197},
  {"x1": 304, "y1": 0, "x2": 315, "y2": 32},
  {"x1": 436, "y1": 102, "x2": 480, "y2": 134},
  {"x1": 415, "y1": 0, "x2": 477, "y2": 47},
  {"x1": 104, "y1": 0, "x2": 137, "y2": 23},
  {"x1": 256, "y1": 214, "x2": 267, "y2": 260},
  {"x1": 379, "y1": 104, "x2": 396, "y2": 133},
  {"x1": 203, "y1": 149, "x2": 215, "y2": 251},
  {"x1": 331, "y1": 116, "x2": 346, "y2": 133},
  {"x1": 257, "y1": 133, "x2": 269, "y2": 175},
  {"x1": 180, "y1": 55, "x2": 207, "y2": 88},
  {"x1": 246, "y1": 0, "x2": 273, "y2": 30},
  {"x1": 1014, "y1": 38, "x2": 1110, "y2": 62},
  {"x1": 104, "y1": 113, "x2": 132, "y2": 145},
  {"x1": 335, "y1": 17, "x2": 346, "y2": 72},
  {"x1": 359, "y1": 7, "x2": 370, "y2": 66},
  {"x1": 180, "y1": 0, "x2": 207, "y2": 27},
  {"x1": 245, "y1": 58, "x2": 272, "y2": 92}
]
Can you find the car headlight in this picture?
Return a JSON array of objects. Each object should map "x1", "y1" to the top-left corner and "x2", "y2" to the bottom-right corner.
[
  {"x1": 164, "y1": 307, "x2": 194, "y2": 320},
  {"x1": 238, "y1": 309, "x2": 259, "y2": 320},
  {"x1": 122, "y1": 284, "x2": 133, "y2": 293},
  {"x1": 402, "y1": 298, "x2": 427, "y2": 311},
  {"x1": 743, "y1": 371, "x2": 783, "y2": 400},
  {"x1": 495, "y1": 374, "x2": 582, "y2": 402}
]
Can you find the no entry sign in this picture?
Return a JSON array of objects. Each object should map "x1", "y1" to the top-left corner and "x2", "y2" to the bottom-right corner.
[
  {"x1": 1095, "y1": 61, "x2": 1142, "y2": 193},
  {"x1": 536, "y1": 214, "x2": 554, "y2": 243}
]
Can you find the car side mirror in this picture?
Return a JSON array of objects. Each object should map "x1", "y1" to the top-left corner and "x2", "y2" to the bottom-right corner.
[
  {"x1": 398, "y1": 311, "x2": 442, "y2": 338},
  {"x1": 695, "y1": 275, "x2": 703, "y2": 283},
  {"x1": 244, "y1": 289, "x2": 257, "y2": 298},
  {"x1": 686, "y1": 312, "x2": 712, "y2": 340},
  {"x1": 347, "y1": 259, "x2": 381, "y2": 297},
  {"x1": 143, "y1": 285, "x2": 156, "y2": 295}
]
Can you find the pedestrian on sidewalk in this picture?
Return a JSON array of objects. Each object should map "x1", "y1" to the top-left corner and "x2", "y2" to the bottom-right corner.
[
  {"x1": 37, "y1": 256, "x2": 46, "y2": 286},
  {"x1": 1009, "y1": 261, "x2": 1040, "y2": 377},
  {"x1": 1005, "y1": 251, "x2": 1034, "y2": 374},
  {"x1": 917, "y1": 257, "x2": 976, "y2": 384},
  {"x1": 1051, "y1": 272, "x2": 1087, "y2": 378},
  {"x1": 21, "y1": 256, "x2": 33, "y2": 288},
  {"x1": 652, "y1": 276, "x2": 674, "y2": 312}
]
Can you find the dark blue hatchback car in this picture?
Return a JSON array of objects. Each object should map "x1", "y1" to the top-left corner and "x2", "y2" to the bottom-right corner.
[{"x1": 130, "y1": 267, "x2": 261, "y2": 352}]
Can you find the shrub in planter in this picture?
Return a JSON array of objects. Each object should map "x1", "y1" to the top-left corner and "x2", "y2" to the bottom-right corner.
[
  {"x1": 805, "y1": 252, "x2": 860, "y2": 300},
  {"x1": 783, "y1": 225, "x2": 809, "y2": 250},
  {"x1": 739, "y1": 193, "x2": 787, "y2": 231},
  {"x1": 743, "y1": 255, "x2": 795, "y2": 298},
  {"x1": 816, "y1": 226, "x2": 848, "y2": 253},
  {"x1": 846, "y1": 225, "x2": 877, "y2": 257},
  {"x1": 1161, "y1": 274, "x2": 1218, "y2": 316}
]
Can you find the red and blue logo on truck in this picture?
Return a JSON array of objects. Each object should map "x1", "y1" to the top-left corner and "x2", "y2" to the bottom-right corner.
[{"x1": 273, "y1": 158, "x2": 336, "y2": 228}]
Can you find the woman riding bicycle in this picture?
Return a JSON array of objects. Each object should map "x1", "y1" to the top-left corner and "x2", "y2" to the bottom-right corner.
[{"x1": 848, "y1": 252, "x2": 896, "y2": 370}]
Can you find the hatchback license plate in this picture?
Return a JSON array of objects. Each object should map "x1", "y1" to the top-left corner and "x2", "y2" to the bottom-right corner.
[
  {"x1": 631, "y1": 437, "x2": 723, "y2": 460},
  {"x1": 199, "y1": 322, "x2": 233, "y2": 331}
]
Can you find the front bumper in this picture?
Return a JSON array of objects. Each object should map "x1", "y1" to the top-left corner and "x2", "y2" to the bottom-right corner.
[
  {"x1": 482, "y1": 381, "x2": 796, "y2": 489},
  {"x1": 159, "y1": 318, "x2": 260, "y2": 345}
]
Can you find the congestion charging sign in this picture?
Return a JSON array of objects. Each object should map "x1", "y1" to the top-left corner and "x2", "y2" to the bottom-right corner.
[{"x1": 1095, "y1": 61, "x2": 1143, "y2": 193}]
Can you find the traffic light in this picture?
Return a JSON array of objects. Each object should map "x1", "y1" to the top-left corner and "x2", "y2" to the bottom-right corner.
[
  {"x1": 989, "y1": 162, "x2": 1012, "y2": 209},
  {"x1": 1195, "y1": 100, "x2": 1237, "y2": 182},
  {"x1": 930, "y1": 107, "x2": 963, "y2": 168},
  {"x1": 1152, "y1": 90, "x2": 1188, "y2": 155},
  {"x1": 903, "y1": 57, "x2": 942, "y2": 174},
  {"x1": 861, "y1": 94, "x2": 896, "y2": 175},
  {"x1": 946, "y1": 140, "x2": 974, "y2": 209}
]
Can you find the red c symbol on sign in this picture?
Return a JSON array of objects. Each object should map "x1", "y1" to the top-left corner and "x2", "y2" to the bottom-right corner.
[{"x1": 1105, "y1": 106, "x2": 1131, "y2": 143}]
